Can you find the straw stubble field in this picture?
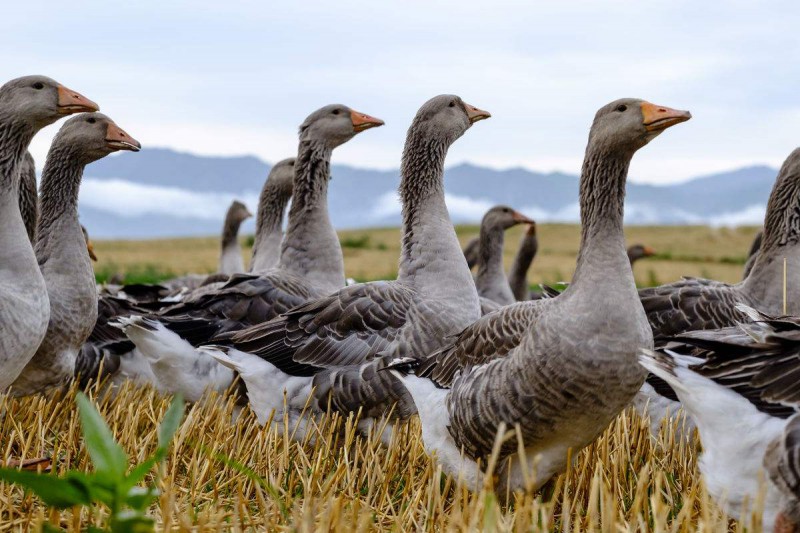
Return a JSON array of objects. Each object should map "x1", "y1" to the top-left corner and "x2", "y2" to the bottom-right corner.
[{"x1": 1, "y1": 224, "x2": 769, "y2": 531}]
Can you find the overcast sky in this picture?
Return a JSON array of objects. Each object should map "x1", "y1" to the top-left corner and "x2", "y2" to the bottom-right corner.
[{"x1": 4, "y1": 1, "x2": 800, "y2": 184}]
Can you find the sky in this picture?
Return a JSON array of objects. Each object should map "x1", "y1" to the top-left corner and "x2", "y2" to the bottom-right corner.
[{"x1": 4, "y1": 1, "x2": 800, "y2": 185}]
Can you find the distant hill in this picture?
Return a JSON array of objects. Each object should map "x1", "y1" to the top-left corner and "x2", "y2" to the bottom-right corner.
[{"x1": 78, "y1": 147, "x2": 775, "y2": 238}]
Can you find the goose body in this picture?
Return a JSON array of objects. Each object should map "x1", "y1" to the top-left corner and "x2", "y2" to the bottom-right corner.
[
  {"x1": 203, "y1": 95, "x2": 490, "y2": 437},
  {"x1": 12, "y1": 113, "x2": 140, "y2": 394},
  {"x1": 394, "y1": 99, "x2": 689, "y2": 492},
  {"x1": 639, "y1": 306, "x2": 800, "y2": 531},
  {"x1": 638, "y1": 147, "x2": 800, "y2": 427},
  {"x1": 0, "y1": 75, "x2": 98, "y2": 391},
  {"x1": 118, "y1": 105, "x2": 384, "y2": 400}
]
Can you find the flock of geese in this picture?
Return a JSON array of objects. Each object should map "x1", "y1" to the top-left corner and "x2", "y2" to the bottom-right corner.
[{"x1": 3, "y1": 75, "x2": 800, "y2": 530}]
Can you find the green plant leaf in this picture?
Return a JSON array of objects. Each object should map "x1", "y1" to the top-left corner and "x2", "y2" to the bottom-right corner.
[
  {"x1": 157, "y1": 395, "x2": 184, "y2": 452},
  {"x1": 0, "y1": 468, "x2": 91, "y2": 509},
  {"x1": 76, "y1": 392, "x2": 128, "y2": 481},
  {"x1": 123, "y1": 456, "x2": 158, "y2": 489}
]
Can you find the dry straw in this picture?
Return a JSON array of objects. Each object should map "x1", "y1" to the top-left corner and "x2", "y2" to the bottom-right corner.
[{"x1": 0, "y1": 383, "x2": 760, "y2": 531}]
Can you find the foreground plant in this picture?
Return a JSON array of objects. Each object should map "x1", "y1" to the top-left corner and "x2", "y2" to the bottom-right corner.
[{"x1": 0, "y1": 392, "x2": 183, "y2": 532}]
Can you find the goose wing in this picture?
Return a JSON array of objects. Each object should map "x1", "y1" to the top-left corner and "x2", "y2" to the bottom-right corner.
[
  {"x1": 153, "y1": 272, "x2": 321, "y2": 347},
  {"x1": 639, "y1": 277, "x2": 744, "y2": 340},
  {"x1": 417, "y1": 301, "x2": 543, "y2": 388},
  {"x1": 213, "y1": 280, "x2": 416, "y2": 374}
]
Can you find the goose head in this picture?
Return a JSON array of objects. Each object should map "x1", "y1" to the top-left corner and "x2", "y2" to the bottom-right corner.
[
  {"x1": 81, "y1": 225, "x2": 98, "y2": 261},
  {"x1": 410, "y1": 94, "x2": 491, "y2": 146},
  {"x1": 53, "y1": 112, "x2": 140, "y2": 165},
  {"x1": 627, "y1": 244, "x2": 656, "y2": 262},
  {"x1": 589, "y1": 98, "x2": 690, "y2": 152},
  {"x1": 268, "y1": 157, "x2": 296, "y2": 197},
  {"x1": 299, "y1": 104, "x2": 384, "y2": 148},
  {"x1": 0, "y1": 75, "x2": 98, "y2": 129},
  {"x1": 483, "y1": 205, "x2": 535, "y2": 231},
  {"x1": 227, "y1": 200, "x2": 253, "y2": 224}
]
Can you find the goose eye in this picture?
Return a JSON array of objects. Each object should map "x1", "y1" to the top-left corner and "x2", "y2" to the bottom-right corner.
[
  {"x1": 32, "y1": 82, "x2": 44, "y2": 90},
  {"x1": 449, "y1": 101, "x2": 456, "y2": 107},
  {"x1": 616, "y1": 104, "x2": 627, "y2": 112},
  {"x1": 87, "y1": 117, "x2": 96, "y2": 124},
  {"x1": 332, "y1": 109, "x2": 340, "y2": 115}
]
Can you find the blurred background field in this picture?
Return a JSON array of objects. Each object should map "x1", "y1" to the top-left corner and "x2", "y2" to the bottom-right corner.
[{"x1": 93, "y1": 224, "x2": 763, "y2": 288}]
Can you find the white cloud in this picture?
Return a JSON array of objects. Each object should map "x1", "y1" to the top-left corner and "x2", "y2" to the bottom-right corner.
[{"x1": 79, "y1": 178, "x2": 258, "y2": 221}]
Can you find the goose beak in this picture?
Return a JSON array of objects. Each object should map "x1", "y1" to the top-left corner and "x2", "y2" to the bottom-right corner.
[
  {"x1": 57, "y1": 85, "x2": 99, "y2": 114},
  {"x1": 86, "y1": 240, "x2": 98, "y2": 262},
  {"x1": 641, "y1": 102, "x2": 691, "y2": 132},
  {"x1": 643, "y1": 246, "x2": 656, "y2": 257},
  {"x1": 350, "y1": 110, "x2": 384, "y2": 132},
  {"x1": 512, "y1": 211, "x2": 535, "y2": 225},
  {"x1": 464, "y1": 103, "x2": 491, "y2": 124},
  {"x1": 105, "y1": 122, "x2": 141, "y2": 152}
]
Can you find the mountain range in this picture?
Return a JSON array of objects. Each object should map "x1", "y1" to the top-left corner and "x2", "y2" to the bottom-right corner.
[{"x1": 77, "y1": 148, "x2": 775, "y2": 239}]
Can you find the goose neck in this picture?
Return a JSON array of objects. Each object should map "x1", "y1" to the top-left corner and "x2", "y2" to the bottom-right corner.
[
  {"x1": 36, "y1": 146, "x2": 83, "y2": 236},
  {"x1": 251, "y1": 182, "x2": 290, "y2": 271}
]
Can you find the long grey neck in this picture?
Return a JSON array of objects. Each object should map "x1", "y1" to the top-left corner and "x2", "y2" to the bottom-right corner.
[
  {"x1": 35, "y1": 146, "x2": 84, "y2": 261},
  {"x1": 508, "y1": 231, "x2": 537, "y2": 301},
  {"x1": 475, "y1": 221, "x2": 513, "y2": 303},
  {"x1": 279, "y1": 139, "x2": 344, "y2": 291},
  {"x1": 18, "y1": 152, "x2": 37, "y2": 242},
  {"x1": 742, "y1": 160, "x2": 800, "y2": 311},
  {"x1": 569, "y1": 146, "x2": 633, "y2": 292},
  {"x1": 219, "y1": 214, "x2": 245, "y2": 274},
  {"x1": 396, "y1": 131, "x2": 476, "y2": 304},
  {"x1": 0, "y1": 118, "x2": 41, "y2": 276},
  {"x1": 250, "y1": 182, "x2": 290, "y2": 272}
]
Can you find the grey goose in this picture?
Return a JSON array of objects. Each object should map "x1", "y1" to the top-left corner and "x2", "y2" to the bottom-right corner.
[
  {"x1": 218, "y1": 200, "x2": 252, "y2": 275},
  {"x1": 11, "y1": 113, "x2": 140, "y2": 395},
  {"x1": 394, "y1": 99, "x2": 690, "y2": 492},
  {"x1": 0, "y1": 75, "x2": 98, "y2": 391}
]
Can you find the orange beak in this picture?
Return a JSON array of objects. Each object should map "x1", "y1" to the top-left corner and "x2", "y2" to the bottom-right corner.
[
  {"x1": 463, "y1": 102, "x2": 491, "y2": 124},
  {"x1": 105, "y1": 122, "x2": 141, "y2": 152},
  {"x1": 512, "y1": 210, "x2": 535, "y2": 225},
  {"x1": 86, "y1": 240, "x2": 98, "y2": 262},
  {"x1": 57, "y1": 85, "x2": 99, "y2": 115},
  {"x1": 641, "y1": 102, "x2": 691, "y2": 132},
  {"x1": 643, "y1": 246, "x2": 656, "y2": 257},
  {"x1": 350, "y1": 109, "x2": 385, "y2": 132}
]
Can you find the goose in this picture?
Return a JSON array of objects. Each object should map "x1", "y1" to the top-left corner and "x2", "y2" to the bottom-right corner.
[
  {"x1": 218, "y1": 200, "x2": 252, "y2": 275},
  {"x1": 627, "y1": 243, "x2": 656, "y2": 265},
  {"x1": 639, "y1": 306, "x2": 800, "y2": 531},
  {"x1": 116, "y1": 104, "x2": 384, "y2": 401},
  {"x1": 388, "y1": 99, "x2": 690, "y2": 493},
  {"x1": 462, "y1": 236, "x2": 480, "y2": 270},
  {"x1": 474, "y1": 206, "x2": 534, "y2": 310},
  {"x1": 249, "y1": 158, "x2": 295, "y2": 273},
  {"x1": 10, "y1": 113, "x2": 140, "y2": 395},
  {"x1": 743, "y1": 229, "x2": 763, "y2": 279},
  {"x1": 18, "y1": 151, "x2": 37, "y2": 242},
  {"x1": 204, "y1": 95, "x2": 490, "y2": 439},
  {"x1": 508, "y1": 223, "x2": 538, "y2": 301},
  {"x1": 636, "y1": 148, "x2": 800, "y2": 427},
  {"x1": 0, "y1": 75, "x2": 98, "y2": 391},
  {"x1": 640, "y1": 147, "x2": 800, "y2": 341}
]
